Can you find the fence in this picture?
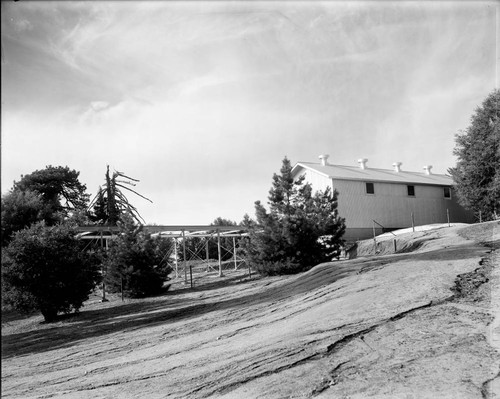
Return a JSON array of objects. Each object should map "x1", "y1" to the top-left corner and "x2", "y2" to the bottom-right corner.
[{"x1": 371, "y1": 208, "x2": 456, "y2": 253}]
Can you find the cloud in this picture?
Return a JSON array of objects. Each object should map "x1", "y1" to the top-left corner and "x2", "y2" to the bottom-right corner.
[
  {"x1": 90, "y1": 101, "x2": 109, "y2": 111},
  {"x1": 2, "y1": 1, "x2": 496, "y2": 224},
  {"x1": 373, "y1": 75, "x2": 489, "y2": 173},
  {"x1": 13, "y1": 18, "x2": 33, "y2": 32},
  {"x1": 176, "y1": 74, "x2": 241, "y2": 98},
  {"x1": 1, "y1": 92, "x2": 319, "y2": 222}
]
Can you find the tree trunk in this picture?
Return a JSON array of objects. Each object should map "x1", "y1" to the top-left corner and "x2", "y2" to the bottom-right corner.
[{"x1": 40, "y1": 307, "x2": 58, "y2": 323}]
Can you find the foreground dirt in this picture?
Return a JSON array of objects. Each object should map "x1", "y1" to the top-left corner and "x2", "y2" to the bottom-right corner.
[{"x1": 2, "y1": 222, "x2": 499, "y2": 398}]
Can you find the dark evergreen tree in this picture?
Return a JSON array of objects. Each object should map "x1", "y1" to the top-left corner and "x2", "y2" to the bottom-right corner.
[
  {"x1": 105, "y1": 213, "x2": 173, "y2": 298},
  {"x1": 212, "y1": 217, "x2": 237, "y2": 227},
  {"x1": 2, "y1": 222, "x2": 101, "y2": 322},
  {"x1": 449, "y1": 89, "x2": 500, "y2": 221},
  {"x1": 240, "y1": 213, "x2": 257, "y2": 230},
  {"x1": 1, "y1": 190, "x2": 50, "y2": 247},
  {"x1": 88, "y1": 187, "x2": 112, "y2": 225},
  {"x1": 244, "y1": 157, "x2": 345, "y2": 275},
  {"x1": 1, "y1": 166, "x2": 89, "y2": 246},
  {"x1": 13, "y1": 165, "x2": 89, "y2": 217}
]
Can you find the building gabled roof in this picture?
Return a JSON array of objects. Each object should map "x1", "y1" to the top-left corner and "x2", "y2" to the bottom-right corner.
[{"x1": 292, "y1": 162, "x2": 453, "y2": 186}]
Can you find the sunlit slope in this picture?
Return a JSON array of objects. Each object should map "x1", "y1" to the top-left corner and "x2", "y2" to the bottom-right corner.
[{"x1": 2, "y1": 222, "x2": 499, "y2": 399}]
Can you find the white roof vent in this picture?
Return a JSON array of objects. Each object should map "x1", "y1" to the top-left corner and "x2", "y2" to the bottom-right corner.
[
  {"x1": 423, "y1": 165, "x2": 433, "y2": 175},
  {"x1": 318, "y1": 154, "x2": 329, "y2": 166},
  {"x1": 393, "y1": 162, "x2": 402, "y2": 173},
  {"x1": 357, "y1": 158, "x2": 368, "y2": 169}
]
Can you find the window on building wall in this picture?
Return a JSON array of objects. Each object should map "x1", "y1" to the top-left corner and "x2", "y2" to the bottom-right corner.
[
  {"x1": 407, "y1": 185, "x2": 415, "y2": 196},
  {"x1": 366, "y1": 182, "x2": 375, "y2": 195},
  {"x1": 444, "y1": 187, "x2": 451, "y2": 199}
]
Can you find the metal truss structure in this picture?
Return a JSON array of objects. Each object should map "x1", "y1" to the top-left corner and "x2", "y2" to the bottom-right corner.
[{"x1": 76, "y1": 225, "x2": 250, "y2": 284}]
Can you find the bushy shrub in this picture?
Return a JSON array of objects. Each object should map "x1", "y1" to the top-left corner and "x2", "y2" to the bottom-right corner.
[
  {"x1": 1, "y1": 189, "x2": 54, "y2": 247},
  {"x1": 1, "y1": 222, "x2": 101, "y2": 322},
  {"x1": 105, "y1": 214, "x2": 173, "y2": 298}
]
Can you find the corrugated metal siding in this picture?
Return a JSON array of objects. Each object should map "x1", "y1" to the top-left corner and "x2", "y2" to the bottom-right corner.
[
  {"x1": 332, "y1": 180, "x2": 473, "y2": 228},
  {"x1": 293, "y1": 165, "x2": 474, "y2": 237}
]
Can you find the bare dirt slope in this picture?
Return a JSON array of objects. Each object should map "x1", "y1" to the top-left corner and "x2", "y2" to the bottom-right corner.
[{"x1": 2, "y1": 222, "x2": 500, "y2": 399}]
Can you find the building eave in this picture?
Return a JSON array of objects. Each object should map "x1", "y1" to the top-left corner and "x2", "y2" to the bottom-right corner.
[
  {"x1": 292, "y1": 162, "x2": 454, "y2": 187},
  {"x1": 329, "y1": 176, "x2": 453, "y2": 187},
  {"x1": 291, "y1": 162, "x2": 332, "y2": 179}
]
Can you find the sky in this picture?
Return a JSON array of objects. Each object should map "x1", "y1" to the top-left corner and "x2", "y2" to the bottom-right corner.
[{"x1": 1, "y1": 1, "x2": 498, "y2": 225}]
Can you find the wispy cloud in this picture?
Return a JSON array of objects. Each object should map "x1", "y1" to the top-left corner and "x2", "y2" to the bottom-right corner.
[
  {"x1": 13, "y1": 18, "x2": 33, "y2": 32},
  {"x1": 1, "y1": 1, "x2": 496, "y2": 223}
]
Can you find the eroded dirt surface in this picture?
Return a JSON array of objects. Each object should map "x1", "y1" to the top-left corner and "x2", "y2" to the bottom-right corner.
[{"x1": 2, "y1": 222, "x2": 499, "y2": 398}]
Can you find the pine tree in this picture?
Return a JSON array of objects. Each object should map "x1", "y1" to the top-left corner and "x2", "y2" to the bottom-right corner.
[
  {"x1": 88, "y1": 188, "x2": 109, "y2": 225},
  {"x1": 105, "y1": 213, "x2": 173, "y2": 298},
  {"x1": 244, "y1": 157, "x2": 345, "y2": 275},
  {"x1": 449, "y1": 89, "x2": 500, "y2": 220},
  {"x1": 2, "y1": 166, "x2": 89, "y2": 246},
  {"x1": 13, "y1": 165, "x2": 89, "y2": 216}
]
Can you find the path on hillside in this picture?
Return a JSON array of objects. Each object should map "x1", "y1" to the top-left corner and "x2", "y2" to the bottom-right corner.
[{"x1": 2, "y1": 222, "x2": 499, "y2": 398}]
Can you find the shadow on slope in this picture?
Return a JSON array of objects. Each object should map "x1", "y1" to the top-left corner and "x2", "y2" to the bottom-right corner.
[{"x1": 2, "y1": 225, "x2": 494, "y2": 360}]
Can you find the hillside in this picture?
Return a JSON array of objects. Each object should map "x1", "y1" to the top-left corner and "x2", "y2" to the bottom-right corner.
[{"x1": 2, "y1": 221, "x2": 499, "y2": 398}]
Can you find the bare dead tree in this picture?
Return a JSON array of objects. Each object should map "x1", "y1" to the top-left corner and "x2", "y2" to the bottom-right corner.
[{"x1": 88, "y1": 165, "x2": 152, "y2": 225}]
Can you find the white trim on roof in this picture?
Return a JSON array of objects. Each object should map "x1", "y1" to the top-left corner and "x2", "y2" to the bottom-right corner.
[
  {"x1": 292, "y1": 162, "x2": 453, "y2": 186},
  {"x1": 291, "y1": 163, "x2": 331, "y2": 179}
]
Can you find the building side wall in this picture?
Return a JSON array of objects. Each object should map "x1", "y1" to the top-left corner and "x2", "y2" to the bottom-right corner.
[
  {"x1": 295, "y1": 167, "x2": 474, "y2": 241},
  {"x1": 332, "y1": 180, "x2": 472, "y2": 229},
  {"x1": 332, "y1": 179, "x2": 473, "y2": 230},
  {"x1": 343, "y1": 228, "x2": 384, "y2": 242},
  {"x1": 295, "y1": 169, "x2": 331, "y2": 192}
]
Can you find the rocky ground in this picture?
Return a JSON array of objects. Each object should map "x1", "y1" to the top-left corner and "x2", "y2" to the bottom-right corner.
[{"x1": 2, "y1": 221, "x2": 499, "y2": 398}]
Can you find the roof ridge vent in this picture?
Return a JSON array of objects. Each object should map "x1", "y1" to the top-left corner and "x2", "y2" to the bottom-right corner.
[
  {"x1": 318, "y1": 154, "x2": 330, "y2": 166},
  {"x1": 393, "y1": 162, "x2": 402, "y2": 173},
  {"x1": 357, "y1": 158, "x2": 368, "y2": 169},
  {"x1": 423, "y1": 165, "x2": 433, "y2": 175}
]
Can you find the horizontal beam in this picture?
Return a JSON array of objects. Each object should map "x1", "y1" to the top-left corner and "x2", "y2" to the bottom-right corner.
[
  {"x1": 76, "y1": 225, "x2": 248, "y2": 233},
  {"x1": 79, "y1": 233, "x2": 248, "y2": 240},
  {"x1": 154, "y1": 233, "x2": 249, "y2": 238},
  {"x1": 79, "y1": 233, "x2": 249, "y2": 239}
]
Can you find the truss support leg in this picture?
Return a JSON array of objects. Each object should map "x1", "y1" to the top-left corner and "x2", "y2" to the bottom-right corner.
[
  {"x1": 218, "y1": 229, "x2": 223, "y2": 277},
  {"x1": 174, "y1": 238, "x2": 179, "y2": 278},
  {"x1": 182, "y1": 230, "x2": 187, "y2": 284},
  {"x1": 206, "y1": 239, "x2": 209, "y2": 273},
  {"x1": 233, "y1": 236, "x2": 238, "y2": 270},
  {"x1": 101, "y1": 231, "x2": 108, "y2": 302}
]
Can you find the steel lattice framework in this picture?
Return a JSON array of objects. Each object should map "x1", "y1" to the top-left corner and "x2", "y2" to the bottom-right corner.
[{"x1": 76, "y1": 225, "x2": 251, "y2": 284}]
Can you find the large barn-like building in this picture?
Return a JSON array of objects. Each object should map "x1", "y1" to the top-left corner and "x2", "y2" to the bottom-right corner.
[{"x1": 291, "y1": 155, "x2": 474, "y2": 242}]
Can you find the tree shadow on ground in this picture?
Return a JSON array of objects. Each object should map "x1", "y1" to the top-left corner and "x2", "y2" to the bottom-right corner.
[
  {"x1": 1, "y1": 309, "x2": 40, "y2": 324},
  {"x1": 1, "y1": 243, "x2": 489, "y2": 360},
  {"x1": 169, "y1": 272, "x2": 257, "y2": 295}
]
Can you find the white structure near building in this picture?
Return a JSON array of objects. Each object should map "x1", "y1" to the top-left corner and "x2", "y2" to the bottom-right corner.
[{"x1": 291, "y1": 155, "x2": 474, "y2": 242}]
